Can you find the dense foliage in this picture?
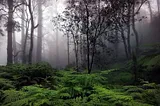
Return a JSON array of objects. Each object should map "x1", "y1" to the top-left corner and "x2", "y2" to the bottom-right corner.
[{"x1": 0, "y1": 60, "x2": 160, "y2": 106}]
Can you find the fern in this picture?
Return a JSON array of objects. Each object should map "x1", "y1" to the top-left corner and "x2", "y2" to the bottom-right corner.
[
  {"x1": 2, "y1": 89, "x2": 26, "y2": 105},
  {"x1": 1, "y1": 85, "x2": 58, "y2": 106},
  {"x1": 0, "y1": 78, "x2": 14, "y2": 90}
]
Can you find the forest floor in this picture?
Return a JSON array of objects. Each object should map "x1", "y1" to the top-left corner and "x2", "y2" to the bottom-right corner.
[{"x1": 0, "y1": 53, "x2": 160, "y2": 106}]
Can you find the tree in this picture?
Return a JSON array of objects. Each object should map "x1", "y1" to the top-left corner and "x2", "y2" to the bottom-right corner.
[
  {"x1": 13, "y1": 29, "x2": 17, "y2": 63},
  {"x1": 27, "y1": 0, "x2": 38, "y2": 64},
  {"x1": 66, "y1": 0, "x2": 117, "y2": 73},
  {"x1": 131, "y1": 0, "x2": 147, "y2": 55},
  {"x1": 60, "y1": 9, "x2": 81, "y2": 71},
  {"x1": 132, "y1": 51, "x2": 138, "y2": 84},
  {"x1": 21, "y1": 0, "x2": 26, "y2": 63},
  {"x1": 64, "y1": 0, "x2": 147, "y2": 72},
  {"x1": 157, "y1": 0, "x2": 160, "y2": 14},
  {"x1": 36, "y1": 0, "x2": 43, "y2": 62},
  {"x1": 7, "y1": 0, "x2": 14, "y2": 65},
  {"x1": 147, "y1": 0, "x2": 153, "y2": 22},
  {"x1": 1, "y1": 0, "x2": 26, "y2": 64},
  {"x1": 0, "y1": 1, "x2": 6, "y2": 36},
  {"x1": 111, "y1": 0, "x2": 147, "y2": 58},
  {"x1": 131, "y1": 0, "x2": 139, "y2": 55},
  {"x1": 57, "y1": 15, "x2": 71, "y2": 66}
]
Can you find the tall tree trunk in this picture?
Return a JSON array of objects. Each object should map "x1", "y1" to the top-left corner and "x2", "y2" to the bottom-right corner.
[
  {"x1": 132, "y1": 51, "x2": 138, "y2": 84},
  {"x1": 21, "y1": 0, "x2": 25, "y2": 63},
  {"x1": 74, "y1": 44, "x2": 79, "y2": 72},
  {"x1": 28, "y1": 0, "x2": 35, "y2": 64},
  {"x1": 22, "y1": 26, "x2": 28, "y2": 63},
  {"x1": 55, "y1": 0, "x2": 59, "y2": 68},
  {"x1": 85, "y1": 4, "x2": 90, "y2": 74},
  {"x1": 126, "y1": 3, "x2": 131, "y2": 58},
  {"x1": 132, "y1": 3, "x2": 139, "y2": 55},
  {"x1": 120, "y1": 26, "x2": 129, "y2": 59},
  {"x1": 32, "y1": 37, "x2": 37, "y2": 63},
  {"x1": 89, "y1": 39, "x2": 96, "y2": 73},
  {"x1": 13, "y1": 31, "x2": 18, "y2": 63},
  {"x1": 82, "y1": 36, "x2": 87, "y2": 69},
  {"x1": 114, "y1": 30, "x2": 118, "y2": 60},
  {"x1": 55, "y1": 27, "x2": 59, "y2": 68},
  {"x1": 36, "y1": 0, "x2": 42, "y2": 62},
  {"x1": 157, "y1": 0, "x2": 160, "y2": 14},
  {"x1": 79, "y1": 35, "x2": 83, "y2": 67},
  {"x1": 72, "y1": 31, "x2": 79, "y2": 72},
  {"x1": 7, "y1": 0, "x2": 13, "y2": 65},
  {"x1": 147, "y1": 0, "x2": 153, "y2": 22},
  {"x1": 67, "y1": 33, "x2": 70, "y2": 65}
]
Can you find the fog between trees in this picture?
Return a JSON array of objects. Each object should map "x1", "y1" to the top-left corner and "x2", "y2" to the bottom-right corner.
[{"x1": 0, "y1": 0, "x2": 160, "y2": 72}]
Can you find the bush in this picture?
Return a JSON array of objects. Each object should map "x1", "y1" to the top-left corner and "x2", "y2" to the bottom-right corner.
[
  {"x1": 0, "y1": 78, "x2": 14, "y2": 90},
  {"x1": 0, "y1": 62, "x2": 54, "y2": 89},
  {"x1": 1, "y1": 85, "x2": 58, "y2": 106},
  {"x1": 101, "y1": 69, "x2": 133, "y2": 85},
  {"x1": 131, "y1": 93, "x2": 142, "y2": 100},
  {"x1": 142, "y1": 83, "x2": 156, "y2": 90},
  {"x1": 126, "y1": 87, "x2": 144, "y2": 94}
]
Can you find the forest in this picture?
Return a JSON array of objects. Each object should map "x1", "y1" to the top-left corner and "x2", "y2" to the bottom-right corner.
[{"x1": 0, "y1": 0, "x2": 160, "y2": 106}]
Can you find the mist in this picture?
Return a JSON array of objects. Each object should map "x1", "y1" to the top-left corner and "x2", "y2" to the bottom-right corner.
[
  {"x1": 1, "y1": 0, "x2": 160, "y2": 105},
  {"x1": 0, "y1": 0, "x2": 160, "y2": 69}
]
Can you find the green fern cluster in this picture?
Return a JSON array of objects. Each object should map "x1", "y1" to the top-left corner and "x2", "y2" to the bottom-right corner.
[
  {"x1": 123, "y1": 84, "x2": 160, "y2": 106},
  {"x1": 55, "y1": 71, "x2": 105, "y2": 99},
  {"x1": 1, "y1": 85, "x2": 58, "y2": 106},
  {"x1": 0, "y1": 63, "x2": 159, "y2": 106},
  {"x1": 0, "y1": 78, "x2": 14, "y2": 90}
]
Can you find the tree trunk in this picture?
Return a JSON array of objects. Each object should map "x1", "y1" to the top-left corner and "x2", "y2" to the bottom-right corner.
[
  {"x1": 85, "y1": 4, "x2": 91, "y2": 74},
  {"x1": 114, "y1": 30, "x2": 118, "y2": 60},
  {"x1": 22, "y1": 26, "x2": 28, "y2": 63},
  {"x1": 132, "y1": 51, "x2": 138, "y2": 84},
  {"x1": 127, "y1": 5, "x2": 131, "y2": 58},
  {"x1": 13, "y1": 31, "x2": 18, "y2": 63},
  {"x1": 157, "y1": 0, "x2": 160, "y2": 14},
  {"x1": 72, "y1": 31, "x2": 79, "y2": 72},
  {"x1": 75, "y1": 46, "x2": 79, "y2": 72},
  {"x1": 89, "y1": 39, "x2": 97, "y2": 74},
  {"x1": 21, "y1": 0, "x2": 25, "y2": 63},
  {"x1": 28, "y1": 0, "x2": 35, "y2": 64},
  {"x1": 132, "y1": 3, "x2": 139, "y2": 55},
  {"x1": 147, "y1": 0, "x2": 153, "y2": 22},
  {"x1": 120, "y1": 26, "x2": 129, "y2": 59},
  {"x1": 79, "y1": 35, "x2": 83, "y2": 67},
  {"x1": 7, "y1": 0, "x2": 13, "y2": 65},
  {"x1": 82, "y1": 36, "x2": 87, "y2": 69},
  {"x1": 36, "y1": 0, "x2": 42, "y2": 62},
  {"x1": 32, "y1": 36, "x2": 37, "y2": 63},
  {"x1": 67, "y1": 33, "x2": 70, "y2": 65}
]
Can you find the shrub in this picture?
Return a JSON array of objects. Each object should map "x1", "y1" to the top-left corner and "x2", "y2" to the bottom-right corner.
[
  {"x1": 130, "y1": 93, "x2": 142, "y2": 100},
  {"x1": 1, "y1": 85, "x2": 58, "y2": 106},
  {"x1": 126, "y1": 87, "x2": 144, "y2": 94},
  {"x1": 142, "y1": 89, "x2": 157, "y2": 105},
  {"x1": 102, "y1": 69, "x2": 133, "y2": 85},
  {"x1": 0, "y1": 78, "x2": 14, "y2": 90}
]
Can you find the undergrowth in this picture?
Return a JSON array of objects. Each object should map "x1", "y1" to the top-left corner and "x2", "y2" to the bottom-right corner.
[{"x1": 0, "y1": 62, "x2": 159, "y2": 106}]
